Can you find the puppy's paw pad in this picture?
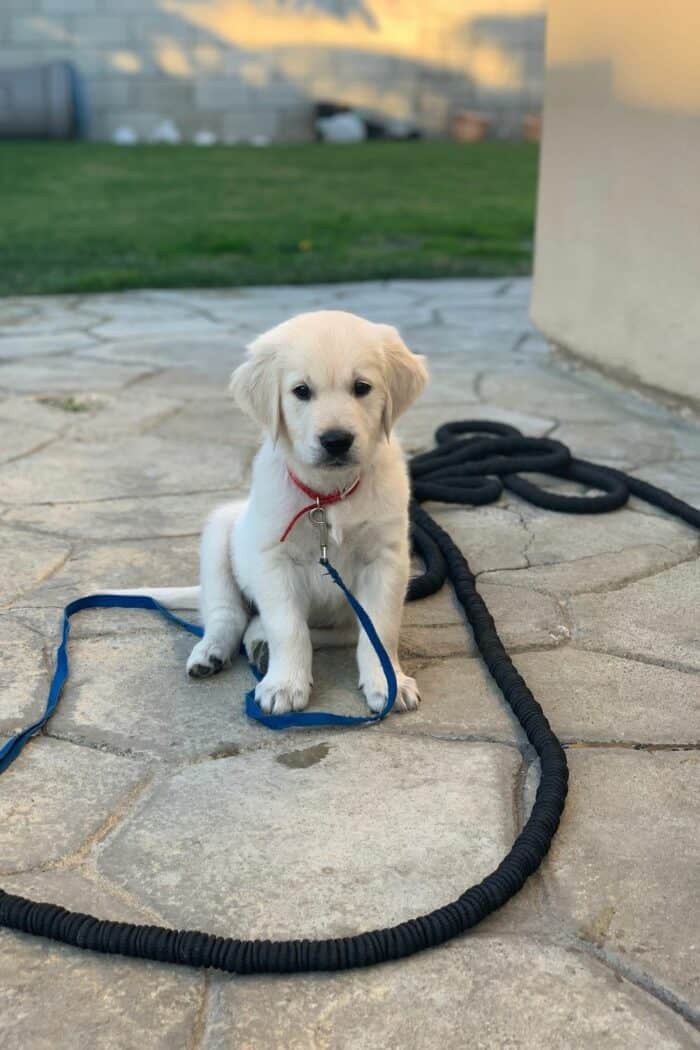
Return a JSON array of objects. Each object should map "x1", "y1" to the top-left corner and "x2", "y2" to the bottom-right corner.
[
  {"x1": 187, "y1": 639, "x2": 228, "y2": 679},
  {"x1": 255, "y1": 678, "x2": 310, "y2": 715},
  {"x1": 189, "y1": 663, "x2": 212, "y2": 679}
]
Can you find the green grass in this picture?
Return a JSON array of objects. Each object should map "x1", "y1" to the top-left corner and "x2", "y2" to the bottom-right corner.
[{"x1": 0, "y1": 141, "x2": 538, "y2": 295}]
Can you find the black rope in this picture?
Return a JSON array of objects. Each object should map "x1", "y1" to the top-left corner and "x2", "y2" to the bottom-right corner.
[{"x1": 1, "y1": 420, "x2": 698, "y2": 974}]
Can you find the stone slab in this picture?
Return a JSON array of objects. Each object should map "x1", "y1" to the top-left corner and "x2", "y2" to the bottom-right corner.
[
  {"x1": 539, "y1": 748, "x2": 700, "y2": 1007},
  {"x1": 0, "y1": 525, "x2": 71, "y2": 605},
  {"x1": 98, "y1": 738, "x2": 519, "y2": 939},
  {"x1": 0, "y1": 355, "x2": 152, "y2": 394},
  {"x1": 48, "y1": 630, "x2": 269, "y2": 759},
  {"x1": 550, "y1": 420, "x2": 683, "y2": 467},
  {"x1": 631, "y1": 460, "x2": 700, "y2": 514},
  {"x1": 3, "y1": 492, "x2": 241, "y2": 543},
  {"x1": 0, "y1": 331, "x2": 100, "y2": 359},
  {"x1": 0, "y1": 434, "x2": 252, "y2": 505},
  {"x1": 402, "y1": 582, "x2": 569, "y2": 657},
  {"x1": 0, "y1": 738, "x2": 145, "y2": 873},
  {"x1": 480, "y1": 509, "x2": 698, "y2": 596},
  {"x1": 41, "y1": 390, "x2": 185, "y2": 440},
  {"x1": 514, "y1": 648, "x2": 699, "y2": 744},
  {"x1": 427, "y1": 504, "x2": 529, "y2": 574},
  {"x1": 0, "y1": 418, "x2": 57, "y2": 465},
  {"x1": 479, "y1": 365, "x2": 628, "y2": 423},
  {"x1": 404, "y1": 645, "x2": 700, "y2": 747},
  {"x1": 147, "y1": 397, "x2": 264, "y2": 447},
  {"x1": 0, "y1": 296, "x2": 92, "y2": 336},
  {"x1": 0, "y1": 395, "x2": 67, "y2": 434},
  {"x1": 396, "y1": 402, "x2": 555, "y2": 455},
  {"x1": 203, "y1": 935, "x2": 698, "y2": 1049},
  {"x1": 16, "y1": 536, "x2": 200, "y2": 612},
  {"x1": 76, "y1": 332, "x2": 248, "y2": 376},
  {"x1": 1, "y1": 278, "x2": 699, "y2": 1045},
  {"x1": 570, "y1": 560, "x2": 700, "y2": 670},
  {"x1": 0, "y1": 928, "x2": 202, "y2": 1050},
  {"x1": 0, "y1": 612, "x2": 48, "y2": 733}
]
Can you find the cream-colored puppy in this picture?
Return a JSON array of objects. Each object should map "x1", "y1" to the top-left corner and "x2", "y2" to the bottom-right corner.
[{"x1": 128, "y1": 310, "x2": 428, "y2": 715}]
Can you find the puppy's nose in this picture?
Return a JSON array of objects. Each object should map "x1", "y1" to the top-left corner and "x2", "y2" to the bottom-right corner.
[{"x1": 319, "y1": 429, "x2": 355, "y2": 456}]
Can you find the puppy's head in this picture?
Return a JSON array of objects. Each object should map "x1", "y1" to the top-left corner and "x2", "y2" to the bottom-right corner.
[{"x1": 230, "y1": 310, "x2": 428, "y2": 475}]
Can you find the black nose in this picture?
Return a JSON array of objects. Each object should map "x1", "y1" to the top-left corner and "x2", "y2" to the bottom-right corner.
[{"x1": 319, "y1": 429, "x2": 355, "y2": 457}]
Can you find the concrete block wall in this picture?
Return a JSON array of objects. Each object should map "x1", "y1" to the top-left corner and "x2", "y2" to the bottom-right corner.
[
  {"x1": 0, "y1": 0, "x2": 545, "y2": 142},
  {"x1": 532, "y1": 0, "x2": 700, "y2": 402}
]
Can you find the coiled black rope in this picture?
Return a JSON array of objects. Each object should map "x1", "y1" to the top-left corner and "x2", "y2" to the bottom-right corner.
[{"x1": 1, "y1": 420, "x2": 698, "y2": 974}]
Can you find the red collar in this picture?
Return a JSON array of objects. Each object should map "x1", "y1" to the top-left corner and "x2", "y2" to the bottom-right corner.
[{"x1": 280, "y1": 468, "x2": 361, "y2": 542}]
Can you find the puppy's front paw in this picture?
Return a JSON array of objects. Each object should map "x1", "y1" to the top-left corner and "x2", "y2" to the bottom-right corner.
[
  {"x1": 362, "y1": 670, "x2": 421, "y2": 714},
  {"x1": 255, "y1": 674, "x2": 310, "y2": 715},
  {"x1": 187, "y1": 638, "x2": 229, "y2": 678}
]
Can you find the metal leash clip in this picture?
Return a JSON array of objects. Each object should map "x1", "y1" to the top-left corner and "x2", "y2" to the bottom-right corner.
[{"x1": 309, "y1": 503, "x2": 329, "y2": 563}]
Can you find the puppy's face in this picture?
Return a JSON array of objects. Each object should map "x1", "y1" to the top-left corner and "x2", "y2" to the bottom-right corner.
[{"x1": 231, "y1": 311, "x2": 428, "y2": 474}]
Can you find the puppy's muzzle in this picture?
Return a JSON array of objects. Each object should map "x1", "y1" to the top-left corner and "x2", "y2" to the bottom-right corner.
[{"x1": 319, "y1": 428, "x2": 355, "y2": 464}]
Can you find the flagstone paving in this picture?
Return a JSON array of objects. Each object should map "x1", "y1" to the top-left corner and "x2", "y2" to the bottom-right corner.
[{"x1": 1, "y1": 279, "x2": 698, "y2": 1048}]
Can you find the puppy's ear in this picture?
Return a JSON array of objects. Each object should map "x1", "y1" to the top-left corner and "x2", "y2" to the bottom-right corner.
[
  {"x1": 379, "y1": 325, "x2": 428, "y2": 437},
  {"x1": 230, "y1": 336, "x2": 282, "y2": 441}
]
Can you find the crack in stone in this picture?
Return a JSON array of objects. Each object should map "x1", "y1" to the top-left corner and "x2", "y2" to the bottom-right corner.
[
  {"x1": 137, "y1": 402, "x2": 189, "y2": 435},
  {"x1": 567, "y1": 933, "x2": 700, "y2": 1031},
  {"x1": 564, "y1": 740, "x2": 700, "y2": 752},
  {"x1": 0, "y1": 347, "x2": 88, "y2": 366},
  {"x1": 563, "y1": 544, "x2": 700, "y2": 598},
  {"x1": 122, "y1": 366, "x2": 167, "y2": 389},
  {"x1": 379, "y1": 727, "x2": 526, "y2": 752},
  {"x1": 0, "y1": 431, "x2": 65, "y2": 467},
  {"x1": 69, "y1": 860, "x2": 173, "y2": 927},
  {"x1": 478, "y1": 541, "x2": 699, "y2": 598},
  {"x1": 187, "y1": 971, "x2": 211, "y2": 1050},
  {"x1": 1, "y1": 542, "x2": 73, "y2": 610},
  {"x1": 45, "y1": 730, "x2": 144, "y2": 760},
  {"x1": 0, "y1": 768, "x2": 154, "y2": 878},
  {"x1": 6, "y1": 485, "x2": 239, "y2": 508},
  {"x1": 569, "y1": 645, "x2": 700, "y2": 678}
]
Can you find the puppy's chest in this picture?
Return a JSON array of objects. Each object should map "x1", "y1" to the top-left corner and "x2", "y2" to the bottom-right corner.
[{"x1": 288, "y1": 510, "x2": 387, "y2": 568}]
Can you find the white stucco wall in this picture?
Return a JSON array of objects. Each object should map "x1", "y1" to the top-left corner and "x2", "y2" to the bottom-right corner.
[
  {"x1": 532, "y1": 0, "x2": 700, "y2": 401},
  {"x1": 1, "y1": 0, "x2": 545, "y2": 141}
]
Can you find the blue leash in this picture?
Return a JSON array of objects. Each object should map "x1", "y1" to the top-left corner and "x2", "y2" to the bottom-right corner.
[{"x1": 0, "y1": 560, "x2": 396, "y2": 774}]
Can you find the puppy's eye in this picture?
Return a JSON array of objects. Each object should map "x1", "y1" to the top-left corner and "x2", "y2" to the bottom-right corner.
[
  {"x1": 292, "y1": 384, "x2": 312, "y2": 401},
  {"x1": 353, "y1": 380, "x2": 372, "y2": 398}
]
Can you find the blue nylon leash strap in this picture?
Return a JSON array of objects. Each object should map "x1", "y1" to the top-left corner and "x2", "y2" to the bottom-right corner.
[{"x1": 0, "y1": 560, "x2": 396, "y2": 773}]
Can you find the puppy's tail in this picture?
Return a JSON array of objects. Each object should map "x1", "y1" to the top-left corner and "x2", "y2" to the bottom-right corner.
[{"x1": 104, "y1": 586, "x2": 200, "y2": 610}]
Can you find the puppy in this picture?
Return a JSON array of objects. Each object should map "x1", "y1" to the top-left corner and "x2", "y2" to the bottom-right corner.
[{"x1": 129, "y1": 310, "x2": 428, "y2": 715}]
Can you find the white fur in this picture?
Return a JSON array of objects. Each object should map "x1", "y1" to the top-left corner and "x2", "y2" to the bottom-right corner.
[{"x1": 117, "y1": 310, "x2": 428, "y2": 715}]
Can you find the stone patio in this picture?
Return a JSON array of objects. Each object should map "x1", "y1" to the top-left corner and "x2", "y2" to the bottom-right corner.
[{"x1": 1, "y1": 279, "x2": 698, "y2": 1048}]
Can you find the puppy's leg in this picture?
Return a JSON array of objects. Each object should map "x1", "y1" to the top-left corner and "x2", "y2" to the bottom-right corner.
[
  {"x1": 243, "y1": 615, "x2": 269, "y2": 674},
  {"x1": 187, "y1": 505, "x2": 248, "y2": 678},
  {"x1": 253, "y1": 562, "x2": 312, "y2": 714},
  {"x1": 355, "y1": 553, "x2": 420, "y2": 713},
  {"x1": 244, "y1": 618, "x2": 357, "y2": 677}
]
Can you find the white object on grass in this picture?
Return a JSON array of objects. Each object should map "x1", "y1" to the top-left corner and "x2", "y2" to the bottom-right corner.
[
  {"x1": 150, "y1": 119, "x2": 181, "y2": 144},
  {"x1": 194, "y1": 129, "x2": 218, "y2": 146},
  {"x1": 112, "y1": 125, "x2": 137, "y2": 145},
  {"x1": 315, "y1": 112, "x2": 366, "y2": 143}
]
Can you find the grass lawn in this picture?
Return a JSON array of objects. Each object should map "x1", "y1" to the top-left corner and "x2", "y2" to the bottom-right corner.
[{"x1": 0, "y1": 141, "x2": 538, "y2": 295}]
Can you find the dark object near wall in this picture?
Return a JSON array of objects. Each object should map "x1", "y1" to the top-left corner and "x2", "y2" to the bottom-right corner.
[
  {"x1": 0, "y1": 61, "x2": 86, "y2": 139},
  {"x1": 313, "y1": 101, "x2": 421, "y2": 141}
]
